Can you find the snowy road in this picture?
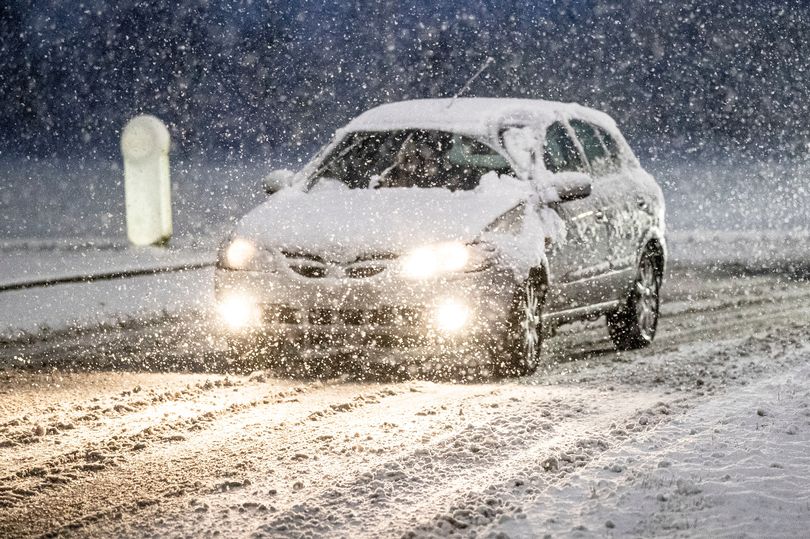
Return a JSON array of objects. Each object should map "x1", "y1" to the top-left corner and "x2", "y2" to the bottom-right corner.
[{"x1": 1, "y1": 265, "x2": 809, "y2": 538}]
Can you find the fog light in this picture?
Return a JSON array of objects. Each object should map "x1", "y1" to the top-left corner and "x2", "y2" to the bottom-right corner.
[
  {"x1": 217, "y1": 292, "x2": 261, "y2": 331},
  {"x1": 433, "y1": 298, "x2": 471, "y2": 333}
]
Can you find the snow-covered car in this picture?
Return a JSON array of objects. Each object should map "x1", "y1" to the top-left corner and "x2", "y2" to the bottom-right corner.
[{"x1": 214, "y1": 98, "x2": 666, "y2": 375}]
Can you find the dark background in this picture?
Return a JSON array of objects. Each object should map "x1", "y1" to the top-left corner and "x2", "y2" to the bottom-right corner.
[
  {"x1": 2, "y1": 0, "x2": 809, "y2": 243},
  {"x1": 3, "y1": 0, "x2": 810, "y2": 162}
]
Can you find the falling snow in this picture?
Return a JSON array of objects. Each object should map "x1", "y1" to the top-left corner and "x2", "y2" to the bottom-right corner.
[{"x1": 2, "y1": 1, "x2": 810, "y2": 537}]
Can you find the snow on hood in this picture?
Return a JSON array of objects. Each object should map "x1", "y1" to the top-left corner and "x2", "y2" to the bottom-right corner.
[{"x1": 234, "y1": 174, "x2": 531, "y2": 260}]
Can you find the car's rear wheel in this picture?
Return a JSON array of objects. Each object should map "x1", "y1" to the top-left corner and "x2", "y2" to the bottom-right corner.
[
  {"x1": 494, "y1": 275, "x2": 545, "y2": 377},
  {"x1": 607, "y1": 247, "x2": 661, "y2": 350}
]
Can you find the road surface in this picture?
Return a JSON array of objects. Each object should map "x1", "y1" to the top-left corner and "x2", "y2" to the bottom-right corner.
[{"x1": 0, "y1": 265, "x2": 808, "y2": 537}]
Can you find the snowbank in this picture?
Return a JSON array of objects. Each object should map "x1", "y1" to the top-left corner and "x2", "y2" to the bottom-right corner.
[
  {"x1": 0, "y1": 244, "x2": 214, "y2": 339},
  {"x1": 0, "y1": 243, "x2": 213, "y2": 290},
  {"x1": 668, "y1": 230, "x2": 810, "y2": 272},
  {"x1": 497, "y1": 349, "x2": 810, "y2": 537}
]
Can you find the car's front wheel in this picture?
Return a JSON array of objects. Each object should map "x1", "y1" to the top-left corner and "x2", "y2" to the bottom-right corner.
[
  {"x1": 494, "y1": 275, "x2": 546, "y2": 377},
  {"x1": 607, "y1": 247, "x2": 661, "y2": 350}
]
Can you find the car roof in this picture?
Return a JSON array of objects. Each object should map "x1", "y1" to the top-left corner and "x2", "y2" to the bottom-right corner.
[{"x1": 344, "y1": 98, "x2": 619, "y2": 138}]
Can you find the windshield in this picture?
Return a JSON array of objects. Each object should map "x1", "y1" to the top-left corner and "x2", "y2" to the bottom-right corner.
[{"x1": 310, "y1": 129, "x2": 514, "y2": 190}]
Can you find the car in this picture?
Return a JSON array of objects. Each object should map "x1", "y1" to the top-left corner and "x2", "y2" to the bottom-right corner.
[{"x1": 214, "y1": 98, "x2": 666, "y2": 376}]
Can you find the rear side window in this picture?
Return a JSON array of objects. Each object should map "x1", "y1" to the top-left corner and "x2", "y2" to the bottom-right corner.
[
  {"x1": 570, "y1": 119, "x2": 608, "y2": 165},
  {"x1": 595, "y1": 125, "x2": 622, "y2": 165},
  {"x1": 543, "y1": 122, "x2": 585, "y2": 173}
]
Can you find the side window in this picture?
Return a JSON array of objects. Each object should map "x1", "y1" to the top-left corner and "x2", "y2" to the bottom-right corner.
[
  {"x1": 595, "y1": 125, "x2": 622, "y2": 166},
  {"x1": 569, "y1": 119, "x2": 608, "y2": 167},
  {"x1": 543, "y1": 121, "x2": 585, "y2": 174}
]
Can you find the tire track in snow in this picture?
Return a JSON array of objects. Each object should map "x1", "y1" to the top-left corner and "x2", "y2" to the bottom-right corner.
[
  {"x1": 0, "y1": 269, "x2": 808, "y2": 537},
  {"x1": 0, "y1": 382, "x2": 321, "y2": 512},
  {"x1": 0, "y1": 371, "x2": 234, "y2": 422},
  {"x1": 0, "y1": 374, "x2": 257, "y2": 450},
  {"x1": 401, "y1": 399, "x2": 684, "y2": 538},
  {"x1": 0, "y1": 310, "x2": 218, "y2": 373},
  {"x1": 246, "y1": 388, "x2": 665, "y2": 538},
  {"x1": 544, "y1": 276, "x2": 810, "y2": 373},
  {"x1": 66, "y1": 383, "x2": 499, "y2": 538},
  {"x1": 0, "y1": 381, "x2": 424, "y2": 537}
]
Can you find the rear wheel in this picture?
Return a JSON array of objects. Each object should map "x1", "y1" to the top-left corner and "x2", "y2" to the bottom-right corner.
[
  {"x1": 494, "y1": 276, "x2": 545, "y2": 377},
  {"x1": 607, "y1": 248, "x2": 661, "y2": 350}
]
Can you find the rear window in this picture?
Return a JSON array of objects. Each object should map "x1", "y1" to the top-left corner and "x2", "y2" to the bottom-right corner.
[
  {"x1": 570, "y1": 119, "x2": 608, "y2": 165},
  {"x1": 595, "y1": 125, "x2": 622, "y2": 164}
]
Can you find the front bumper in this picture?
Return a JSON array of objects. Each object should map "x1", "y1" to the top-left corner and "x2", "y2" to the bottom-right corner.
[{"x1": 213, "y1": 265, "x2": 516, "y2": 355}]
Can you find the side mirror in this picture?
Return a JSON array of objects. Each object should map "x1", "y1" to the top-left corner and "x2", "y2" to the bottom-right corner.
[
  {"x1": 263, "y1": 169, "x2": 296, "y2": 195},
  {"x1": 545, "y1": 172, "x2": 592, "y2": 203}
]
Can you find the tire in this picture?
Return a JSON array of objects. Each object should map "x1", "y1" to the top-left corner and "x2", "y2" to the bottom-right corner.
[
  {"x1": 494, "y1": 276, "x2": 546, "y2": 377},
  {"x1": 607, "y1": 247, "x2": 661, "y2": 350}
]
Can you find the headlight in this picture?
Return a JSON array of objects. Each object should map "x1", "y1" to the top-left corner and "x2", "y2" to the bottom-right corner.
[
  {"x1": 218, "y1": 238, "x2": 272, "y2": 271},
  {"x1": 224, "y1": 238, "x2": 255, "y2": 268},
  {"x1": 400, "y1": 241, "x2": 491, "y2": 279}
]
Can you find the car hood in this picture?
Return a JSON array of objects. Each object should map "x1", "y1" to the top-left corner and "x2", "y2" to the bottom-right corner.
[{"x1": 234, "y1": 179, "x2": 530, "y2": 260}]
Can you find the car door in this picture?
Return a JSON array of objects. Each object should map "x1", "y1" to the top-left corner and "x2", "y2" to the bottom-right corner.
[
  {"x1": 593, "y1": 124, "x2": 651, "y2": 275},
  {"x1": 539, "y1": 120, "x2": 612, "y2": 311},
  {"x1": 571, "y1": 120, "x2": 646, "y2": 301}
]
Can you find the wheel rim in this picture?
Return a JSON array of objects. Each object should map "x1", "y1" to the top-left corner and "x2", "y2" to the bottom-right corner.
[
  {"x1": 634, "y1": 254, "x2": 659, "y2": 342},
  {"x1": 518, "y1": 281, "x2": 541, "y2": 363}
]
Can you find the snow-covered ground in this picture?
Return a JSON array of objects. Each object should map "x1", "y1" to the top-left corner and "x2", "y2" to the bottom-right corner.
[
  {"x1": 0, "y1": 243, "x2": 213, "y2": 339},
  {"x1": 1, "y1": 265, "x2": 809, "y2": 537},
  {"x1": 498, "y1": 351, "x2": 810, "y2": 538},
  {"x1": 0, "y1": 242, "x2": 212, "y2": 288},
  {"x1": 667, "y1": 230, "x2": 810, "y2": 271},
  {"x1": 0, "y1": 269, "x2": 213, "y2": 340}
]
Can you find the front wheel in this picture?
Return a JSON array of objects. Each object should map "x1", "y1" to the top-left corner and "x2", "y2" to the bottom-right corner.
[
  {"x1": 493, "y1": 276, "x2": 545, "y2": 377},
  {"x1": 607, "y1": 248, "x2": 661, "y2": 350}
]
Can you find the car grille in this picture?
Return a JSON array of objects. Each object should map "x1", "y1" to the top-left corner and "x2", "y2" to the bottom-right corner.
[
  {"x1": 290, "y1": 264, "x2": 327, "y2": 278},
  {"x1": 281, "y1": 250, "x2": 395, "y2": 279},
  {"x1": 265, "y1": 304, "x2": 422, "y2": 327}
]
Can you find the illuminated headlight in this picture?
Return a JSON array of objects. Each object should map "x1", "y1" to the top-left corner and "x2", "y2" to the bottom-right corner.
[
  {"x1": 218, "y1": 238, "x2": 272, "y2": 271},
  {"x1": 401, "y1": 241, "x2": 491, "y2": 279},
  {"x1": 216, "y1": 292, "x2": 261, "y2": 331},
  {"x1": 433, "y1": 298, "x2": 471, "y2": 333}
]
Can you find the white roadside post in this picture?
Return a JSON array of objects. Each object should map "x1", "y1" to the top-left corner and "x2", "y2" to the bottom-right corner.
[{"x1": 121, "y1": 115, "x2": 173, "y2": 246}]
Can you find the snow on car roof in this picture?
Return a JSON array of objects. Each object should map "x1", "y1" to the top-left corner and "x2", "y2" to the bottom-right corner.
[{"x1": 345, "y1": 98, "x2": 618, "y2": 137}]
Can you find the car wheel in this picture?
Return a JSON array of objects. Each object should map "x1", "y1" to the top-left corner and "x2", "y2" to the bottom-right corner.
[
  {"x1": 495, "y1": 276, "x2": 545, "y2": 377},
  {"x1": 607, "y1": 248, "x2": 661, "y2": 350}
]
